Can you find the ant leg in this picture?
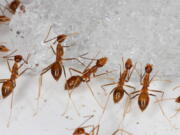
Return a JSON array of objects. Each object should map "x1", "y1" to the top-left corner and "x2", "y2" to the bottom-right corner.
[
  {"x1": 135, "y1": 62, "x2": 144, "y2": 84},
  {"x1": 170, "y1": 109, "x2": 180, "y2": 119},
  {"x1": 78, "y1": 115, "x2": 94, "y2": 127},
  {"x1": 154, "y1": 98, "x2": 175, "y2": 103},
  {"x1": 122, "y1": 96, "x2": 131, "y2": 121},
  {"x1": 130, "y1": 90, "x2": 140, "y2": 95},
  {"x1": 172, "y1": 86, "x2": 180, "y2": 91},
  {"x1": 99, "y1": 88, "x2": 115, "y2": 122},
  {"x1": 69, "y1": 67, "x2": 83, "y2": 76},
  {"x1": 34, "y1": 65, "x2": 51, "y2": 116},
  {"x1": 149, "y1": 71, "x2": 159, "y2": 83},
  {"x1": 149, "y1": 93, "x2": 156, "y2": 97},
  {"x1": 90, "y1": 125, "x2": 100, "y2": 135},
  {"x1": 86, "y1": 82, "x2": 104, "y2": 109},
  {"x1": 7, "y1": 89, "x2": 14, "y2": 127},
  {"x1": 62, "y1": 90, "x2": 80, "y2": 116},
  {"x1": 62, "y1": 43, "x2": 75, "y2": 48},
  {"x1": 156, "y1": 97, "x2": 178, "y2": 129},
  {"x1": 124, "y1": 90, "x2": 130, "y2": 97},
  {"x1": 22, "y1": 54, "x2": 31, "y2": 64},
  {"x1": 130, "y1": 93, "x2": 140, "y2": 99},
  {"x1": 126, "y1": 62, "x2": 137, "y2": 81},
  {"x1": 3, "y1": 49, "x2": 17, "y2": 59},
  {"x1": 0, "y1": 6, "x2": 5, "y2": 15},
  {"x1": 130, "y1": 90, "x2": 140, "y2": 99},
  {"x1": 6, "y1": 59, "x2": 11, "y2": 72},
  {"x1": 101, "y1": 82, "x2": 117, "y2": 95},
  {"x1": 61, "y1": 63, "x2": 66, "y2": 79},
  {"x1": 19, "y1": 68, "x2": 32, "y2": 76},
  {"x1": 43, "y1": 25, "x2": 57, "y2": 43},
  {"x1": 151, "y1": 79, "x2": 171, "y2": 83},
  {"x1": 63, "y1": 57, "x2": 85, "y2": 67},
  {"x1": 119, "y1": 63, "x2": 122, "y2": 78},
  {"x1": 93, "y1": 70, "x2": 116, "y2": 78},
  {"x1": 149, "y1": 90, "x2": 164, "y2": 98},
  {"x1": 112, "y1": 128, "x2": 132, "y2": 135},
  {"x1": 124, "y1": 85, "x2": 136, "y2": 91},
  {"x1": 81, "y1": 51, "x2": 100, "y2": 71},
  {"x1": 122, "y1": 57, "x2": 125, "y2": 71},
  {"x1": 50, "y1": 45, "x2": 56, "y2": 55}
]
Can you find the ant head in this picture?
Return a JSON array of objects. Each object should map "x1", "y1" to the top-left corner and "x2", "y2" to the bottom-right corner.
[
  {"x1": 14, "y1": 55, "x2": 22, "y2": 62},
  {"x1": 73, "y1": 128, "x2": 85, "y2": 134},
  {"x1": 145, "y1": 64, "x2": 153, "y2": 73},
  {"x1": 96, "y1": 57, "x2": 108, "y2": 67},
  {"x1": 176, "y1": 96, "x2": 180, "y2": 103},
  {"x1": 57, "y1": 34, "x2": 67, "y2": 43},
  {"x1": 125, "y1": 58, "x2": 132, "y2": 70}
]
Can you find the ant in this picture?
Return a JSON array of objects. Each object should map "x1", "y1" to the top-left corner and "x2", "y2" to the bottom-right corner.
[
  {"x1": 98, "y1": 58, "x2": 135, "y2": 135},
  {"x1": 36, "y1": 25, "x2": 85, "y2": 114},
  {"x1": 68, "y1": 115, "x2": 99, "y2": 135},
  {"x1": 0, "y1": 50, "x2": 30, "y2": 127},
  {"x1": 0, "y1": 44, "x2": 9, "y2": 52},
  {"x1": 64, "y1": 52, "x2": 114, "y2": 114},
  {"x1": 130, "y1": 64, "x2": 164, "y2": 111},
  {"x1": 101, "y1": 58, "x2": 136, "y2": 106}
]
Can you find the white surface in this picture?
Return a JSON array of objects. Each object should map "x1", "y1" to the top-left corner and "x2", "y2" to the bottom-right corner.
[
  {"x1": 9, "y1": 0, "x2": 180, "y2": 77},
  {"x1": 0, "y1": 64, "x2": 179, "y2": 135},
  {"x1": 0, "y1": 0, "x2": 180, "y2": 135}
]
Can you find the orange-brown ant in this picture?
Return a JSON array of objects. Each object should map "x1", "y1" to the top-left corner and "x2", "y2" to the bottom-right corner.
[
  {"x1": 63, "y1": 52, "x2": 114, "y2": 115},
  {"x1": 101, "y1": 58, "x2": 136, "y2": 105},
  {"x1": 98, "y1": 58, "x2": 135, "y2": 135},
  {"x1": 67, "y1": 115, "x2": 100, "y2": 135},
  {"x1": 130, "y1": 64, "x2": 164, "y2": 111},
  {"x1": 35, "y1": 25, "x2": 84, "y2": 114},
  {"x1": 0, "y1": 50, "x2": 30, "y2": 127}
]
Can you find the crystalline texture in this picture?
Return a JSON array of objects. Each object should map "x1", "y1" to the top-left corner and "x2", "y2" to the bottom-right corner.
[{"x1": 9, "y1": 0, "x2": 180, "y2": 78}]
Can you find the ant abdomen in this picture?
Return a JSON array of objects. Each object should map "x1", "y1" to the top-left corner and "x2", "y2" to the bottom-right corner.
[
  {"x1": 51, "y1": 62, "x2": 62, "y2": 81},
  {"x1": 0, "y1": 45, "x2": 9, "y2": 52},
  {"x1": 113, "y1": 87, "x2": 124, "y2": 103},
  {"x1": 2, "y1": 80, "x2": 15, "y2": 98},
  {"x1": 73, "y1": 127, "x2": 85, "y2": 134},
  {"x1": 65, "y1": 76, "x2": 82, "y2": 90},
  {"x1": 138, "y1": 92, "x2": 149, "y2": 111}
]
